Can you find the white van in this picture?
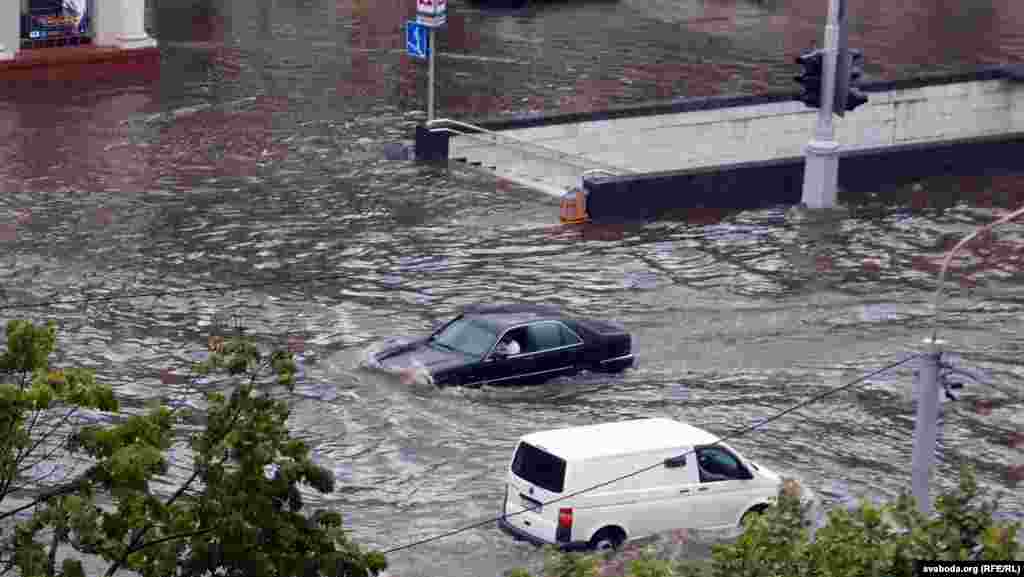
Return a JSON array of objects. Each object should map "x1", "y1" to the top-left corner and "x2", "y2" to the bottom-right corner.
[{"x1": 498, "y1": 417, "x2": 788, "y2": 550}]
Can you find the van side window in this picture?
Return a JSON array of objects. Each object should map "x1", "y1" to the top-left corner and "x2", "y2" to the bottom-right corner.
[{"x1": 695, "y1": 446, "x2": 747, "y2": 482}]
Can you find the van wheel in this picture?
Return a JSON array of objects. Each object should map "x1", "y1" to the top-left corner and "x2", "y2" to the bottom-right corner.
[{"x1": 590, "y1": 527, "x2": 626, "y2": 551}]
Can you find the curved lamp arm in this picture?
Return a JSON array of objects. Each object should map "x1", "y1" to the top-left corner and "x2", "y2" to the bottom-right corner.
[{"x1": 929, "y1": 204, "x2": 1024, "y2": 347}]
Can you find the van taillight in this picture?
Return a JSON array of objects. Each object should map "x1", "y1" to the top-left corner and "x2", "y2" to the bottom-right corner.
[
  {"x1": 558, "y1": 508, "x2": 573, "y2": 528},
  {"x1": 556, "y1": 508, "x2": 573, "y2": 542}
]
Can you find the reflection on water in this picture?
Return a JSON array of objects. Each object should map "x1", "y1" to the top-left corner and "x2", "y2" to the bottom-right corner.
[{"x1": 1, "y1": 0, "x2": 1024, "y2": 575}]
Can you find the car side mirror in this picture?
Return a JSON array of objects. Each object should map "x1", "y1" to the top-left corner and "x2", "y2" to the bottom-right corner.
[{"x1": 664, "y1": 455, "x2": 687, "y2": 468}]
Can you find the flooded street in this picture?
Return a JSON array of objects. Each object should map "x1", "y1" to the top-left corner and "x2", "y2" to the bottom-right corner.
[{"x1": 1, "y1": 0, "x2": 1023, "y2": 575}]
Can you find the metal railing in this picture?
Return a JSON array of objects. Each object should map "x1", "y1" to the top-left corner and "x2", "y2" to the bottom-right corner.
[{"x1": 426, "y1": 118, "x2": 635, "y2": 178}]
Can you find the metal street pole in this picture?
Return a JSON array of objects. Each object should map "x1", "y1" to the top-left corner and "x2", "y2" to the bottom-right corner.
[
  {"x1": 801, "y1": 0, "x2": 843, "y2": 209},
  {"x1": 911, "y1": 204, "x2": 1024, "y2": 516},
  {"x1": 427, "y1": 27, "x2": 436, "y2": 121},
  {"x1": 911, "y1": 341, "x2": 941, "y2": 516}
]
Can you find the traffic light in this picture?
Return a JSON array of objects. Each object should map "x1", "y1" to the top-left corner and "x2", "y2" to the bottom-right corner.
[
  {"x1": 834, "y1": 48, "x2": 868, "y2": 115},
  {"x1": 794, "y1": 50, "x2": 825, "y2": 109},
  {"x1": 844, "y1": 49, "x2": 868, "y2": 112}
]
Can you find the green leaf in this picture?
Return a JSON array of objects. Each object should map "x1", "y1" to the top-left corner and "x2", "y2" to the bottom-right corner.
[
  {"x1": 59, "y1": 558, "x2": 86, "y2": 577},
  {"x1": 1, "y1": 319, "x2": 56, "y2": 375}
]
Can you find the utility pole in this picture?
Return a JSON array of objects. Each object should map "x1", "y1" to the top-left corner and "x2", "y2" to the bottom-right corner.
[
  {"x1": 911, "y1": 204, "x2": 1024, "y2": 516},
  {"x1": 800, "y1": 0, "x2": 844, "y2": 209},
  {"x1": 911, "y1": 340, "x2": 942, "y2": 516}
]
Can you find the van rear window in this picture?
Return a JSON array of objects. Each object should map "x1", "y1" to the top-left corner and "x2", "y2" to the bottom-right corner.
[{"x1": 511, "y1": 442, "x2": 566, "y2": 493}]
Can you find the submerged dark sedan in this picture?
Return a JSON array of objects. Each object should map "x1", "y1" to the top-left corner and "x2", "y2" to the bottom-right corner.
[{"x1": 372, "y1": 304, "x2": 635, "y2": 387}]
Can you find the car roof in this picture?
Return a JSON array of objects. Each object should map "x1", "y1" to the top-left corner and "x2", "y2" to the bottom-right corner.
[
  {"x1": 461, "y1": 303, "x2": 566, "y2": 317},
  {"x1": 460, "y1": 303, "x2": 572, "y2": 330},
  {"x1": 520, "y1": 418, "x2": 721, "y2": 462}
]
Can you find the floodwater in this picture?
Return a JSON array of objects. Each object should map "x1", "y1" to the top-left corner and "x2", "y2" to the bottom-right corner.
[{"x1": 1, "y1": 0, "x2": 1023, "y2": 575}]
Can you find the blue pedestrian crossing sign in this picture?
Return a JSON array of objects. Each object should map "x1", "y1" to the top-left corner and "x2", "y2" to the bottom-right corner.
[{"x1": 406, "y1": 21, "x2": 430, "y2": 60}]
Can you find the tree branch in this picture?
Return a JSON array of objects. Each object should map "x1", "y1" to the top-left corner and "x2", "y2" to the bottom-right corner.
[
  {"x1": 0, "y1": 472, "x2": 92, "y2": 522},
  {"x1": 20, "y1": 406, "x2": 45, "y2": 455},
  {"x1": 47, "y1": 519, "x2": 62, "y2": 577},
  {"x1": 17, "y1": 432, "x2": 72, "y2": 478},
  {"x1": 15, "y1": 408, "x2": 77, "y2": 475},
  {"x1": 0, "y1": 542, "x2": 16, "y2": 577},
  {"x1": 103, "y1": 361, "x2": 263, "y2": 577},
  {"x1": 165, "y1": 366, "x2": 200, "y2": 421},
  {"x1": 0, "y1": 400, "x2": 37, "y2": 505},
  {"x1": 129, "y1": 526, "x2": 218, "y2": 554},
  {"x1": 0, "y1": 552, "x2": 15, "y2": 577}
]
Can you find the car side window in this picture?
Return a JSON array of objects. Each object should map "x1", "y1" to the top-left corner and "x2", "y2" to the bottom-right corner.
[
  {"x1": 524, "y1": 322, "x2": 565, "y2": 353},
  {"x1": 559, "y1": 322, "x2": 583, "y2": 346},
  {"x1": 696, "y1": 447, "x2": 747, "y2": 482},
  {"x1": 495, "y1": 327, "x2": 528, "y2": 357}
]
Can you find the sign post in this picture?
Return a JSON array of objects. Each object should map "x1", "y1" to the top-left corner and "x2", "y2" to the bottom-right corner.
[
  {"x1": 428, "y1": 26, "x2": 436, "y2": 120},
  {"x1": 415, "y1": 0, "x2": 447, "y2": 121}
]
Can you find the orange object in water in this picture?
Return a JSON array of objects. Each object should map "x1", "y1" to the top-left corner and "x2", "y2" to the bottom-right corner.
[{"x1": 559, "y1": 186, "x2": 589, "y2": 224}]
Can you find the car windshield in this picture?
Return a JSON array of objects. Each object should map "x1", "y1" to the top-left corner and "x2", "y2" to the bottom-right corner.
[{"x1": 430, "y1": 317, "x2": 499, "y2": 358}]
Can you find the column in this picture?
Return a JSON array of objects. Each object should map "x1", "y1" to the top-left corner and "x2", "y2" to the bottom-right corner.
[
  {"x1": 94, "y1": 0, "x2": 156, "y2": 49},
  {"x1": 0, "y1": 0, "x2": 19, "y2": 60}
]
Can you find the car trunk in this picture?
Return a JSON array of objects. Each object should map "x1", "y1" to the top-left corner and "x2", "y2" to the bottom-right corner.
[{"x1": 577, "y1": 319, "x2": 631, "y2": 359}]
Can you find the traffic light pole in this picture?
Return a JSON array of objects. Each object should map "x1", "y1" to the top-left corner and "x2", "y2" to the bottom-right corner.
[{"x1": 801, "y1": 0, "x2": 844, "y2": 209}]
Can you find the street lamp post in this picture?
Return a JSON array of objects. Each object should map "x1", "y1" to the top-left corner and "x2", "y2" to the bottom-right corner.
[{"x1": 913, "y1": 204, "x2": 1024, "y2": 514}]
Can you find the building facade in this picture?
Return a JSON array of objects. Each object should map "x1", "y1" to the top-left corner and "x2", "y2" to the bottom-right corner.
[{"x1": 2, "y1": 0, "x2": 154, "y2": 60}]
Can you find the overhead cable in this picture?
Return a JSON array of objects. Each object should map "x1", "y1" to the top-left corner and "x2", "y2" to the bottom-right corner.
[{"x1": 381, "y1": 353, "x2": 922, "y2": 555}]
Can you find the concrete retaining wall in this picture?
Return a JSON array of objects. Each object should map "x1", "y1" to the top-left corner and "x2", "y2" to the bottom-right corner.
[
  {"x1": 582, "y1": 132, "x2": 1024, "y2": 221},
  {"x1": 461, "y1": 74, "x2": 1024, "y2": 174},
  {"x1": 432, "y1": 66, "x2": 1024, "y2": 218}
]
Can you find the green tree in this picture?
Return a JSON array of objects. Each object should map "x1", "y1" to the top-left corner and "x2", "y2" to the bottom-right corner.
[
  {"x1": 0, "y1": 319, "x2": 118, "y2": 575},
  {"x1": 713, "y1": 466, "x2": 1021, "y2": 577},
  {"x1": 1, "y1": 319, "x2": 386, "y2": 577},
  {"x1": 512, "y1": 467, "x2": 1021, "y2": 577}
]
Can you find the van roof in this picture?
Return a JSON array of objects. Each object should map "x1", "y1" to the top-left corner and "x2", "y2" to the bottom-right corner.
[{"x1": 520, "y1": 418, "x2": 721, "y2": 461}]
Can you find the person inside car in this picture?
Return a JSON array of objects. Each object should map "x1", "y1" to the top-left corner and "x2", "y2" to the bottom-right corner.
[{"x1": 496, "y1": 335, "x2": 521, "y2": 356}]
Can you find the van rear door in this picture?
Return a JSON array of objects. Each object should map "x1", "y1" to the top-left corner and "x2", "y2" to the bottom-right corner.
[{"x1": 504, "y1": 441, "x2": 567, "y2": 543}]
